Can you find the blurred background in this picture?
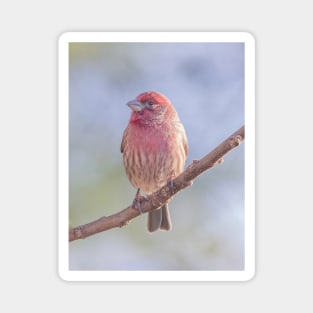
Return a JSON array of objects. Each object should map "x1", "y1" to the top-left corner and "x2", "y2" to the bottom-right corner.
[{"x1": 68, "y1": 42, "x2": 245, "y2": 271}]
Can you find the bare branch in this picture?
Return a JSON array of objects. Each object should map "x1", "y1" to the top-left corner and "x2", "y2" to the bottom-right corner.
[{"x1": 69, "y1": 125, "x2": 245, "y2": 242}]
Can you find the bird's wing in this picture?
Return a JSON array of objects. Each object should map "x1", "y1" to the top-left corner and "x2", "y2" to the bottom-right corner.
[
  {"x1": 178, "y1": 121, "x2": 189, "y2": 157},
  {"x1": 183, "y1": 135, "x2": 188, "y2": 157},
  {"x1": 120, "y1": 127, "x2": 128, "y2": 153}
]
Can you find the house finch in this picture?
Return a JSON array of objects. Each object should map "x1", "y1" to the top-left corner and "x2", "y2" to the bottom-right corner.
[{"x1": 121, "y1": 91, "x2": 188, "y2": 232}]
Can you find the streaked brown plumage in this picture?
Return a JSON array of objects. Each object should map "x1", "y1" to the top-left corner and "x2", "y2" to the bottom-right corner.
[{"x1": 121, "y1": 91, "x2": 188, "y2": 232}]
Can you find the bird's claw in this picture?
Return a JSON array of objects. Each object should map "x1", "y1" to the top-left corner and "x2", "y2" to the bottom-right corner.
[
  {"x1": 132, "y1": 189, "x2": 143, "y2": 214},
  {"x1": 167, "y1": 178, "x2": 175, "y2": 194},
  {"x1": 132, "y1": 198, "x2": 143, "y2": 214}
]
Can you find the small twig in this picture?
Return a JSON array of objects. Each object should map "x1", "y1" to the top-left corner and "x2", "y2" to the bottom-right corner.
[{"x1": 69, "y1": 125, "x2": 245, "y2": 242}]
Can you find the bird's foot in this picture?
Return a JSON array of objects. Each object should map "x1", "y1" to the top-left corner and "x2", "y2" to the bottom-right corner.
[
  {"x1": 132, "y1": 189, "x2": 143, "y2": 214},
  {"x1": 166, "y1": 175, "x2": 176, "y2": 195}
]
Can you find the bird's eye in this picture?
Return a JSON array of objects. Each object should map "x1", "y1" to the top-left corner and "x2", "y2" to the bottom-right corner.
[{"x1": 146, "y1": 100, "x2": 154, "y2": 107}]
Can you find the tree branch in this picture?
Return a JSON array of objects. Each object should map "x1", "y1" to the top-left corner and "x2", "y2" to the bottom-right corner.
[{"x1": 69, "y1": 125, "x2": 245, "y2": 242}]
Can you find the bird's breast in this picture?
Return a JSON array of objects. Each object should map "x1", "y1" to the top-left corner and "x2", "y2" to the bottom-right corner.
[{"x1": 123, "y1": 123, "x2": 185, "y2": 194}]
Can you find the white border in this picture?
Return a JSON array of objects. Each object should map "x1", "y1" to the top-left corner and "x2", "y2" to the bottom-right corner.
[{"x1": 58, "y1": 32, "x2": 255, "y2": 281}]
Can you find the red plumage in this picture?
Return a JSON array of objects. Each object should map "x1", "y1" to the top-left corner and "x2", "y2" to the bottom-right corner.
[{"x1": 121, "y1": 91, "x2": 188, "y2": 232}]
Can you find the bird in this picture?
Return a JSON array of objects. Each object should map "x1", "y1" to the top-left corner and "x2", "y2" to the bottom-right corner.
[{"x1": 121, "y1": 91, "x2": 188, "y2": 232}]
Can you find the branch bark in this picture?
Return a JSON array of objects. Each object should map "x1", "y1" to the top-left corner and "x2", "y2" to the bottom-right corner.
[{"x1": 69, "y1": 125, "x2": 245, "y2": 242}]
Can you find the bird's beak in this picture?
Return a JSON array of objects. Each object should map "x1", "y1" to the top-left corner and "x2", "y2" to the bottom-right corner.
[{"x1": 127, "y1": 100, "x2": 144, "y2": 112}]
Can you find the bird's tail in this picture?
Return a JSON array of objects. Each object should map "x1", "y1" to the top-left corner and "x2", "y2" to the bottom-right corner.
[{"x1": 147, "y1": 203, "x2": 172, "y2": 232}]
